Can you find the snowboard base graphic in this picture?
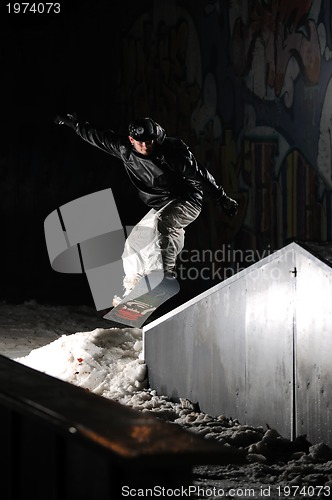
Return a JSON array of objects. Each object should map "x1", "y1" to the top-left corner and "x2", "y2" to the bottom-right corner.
[{"x1": 103, "y1": 271, "x2": 180, "y2": 327}]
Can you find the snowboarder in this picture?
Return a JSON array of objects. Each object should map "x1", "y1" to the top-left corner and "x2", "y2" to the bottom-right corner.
[{"x1": 55, "y1": 114, "x2": 238, "y2": 304}]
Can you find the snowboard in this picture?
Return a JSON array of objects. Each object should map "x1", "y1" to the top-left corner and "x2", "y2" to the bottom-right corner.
[{"x1": 103, "y1": 270, "x2": 180, "y2": 327}]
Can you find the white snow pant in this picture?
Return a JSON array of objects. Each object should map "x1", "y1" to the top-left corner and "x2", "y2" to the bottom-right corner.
[{"x1": 121, "y1": 200, "x2": 201, "y2": 294}]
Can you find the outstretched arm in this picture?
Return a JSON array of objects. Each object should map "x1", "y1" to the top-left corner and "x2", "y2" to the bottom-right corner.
[{"x1": 54, "y1": 113, "x2": 124, "y2": 159}]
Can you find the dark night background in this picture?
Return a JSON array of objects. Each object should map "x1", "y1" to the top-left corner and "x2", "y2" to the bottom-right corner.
[{"x1": 2, "y1": 1, "x2": 173, "y2": 306}]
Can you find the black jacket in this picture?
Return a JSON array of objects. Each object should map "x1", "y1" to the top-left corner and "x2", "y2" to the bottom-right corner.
[{"x1": 76, "y1": 122, "x2": 224, "y2": 210}]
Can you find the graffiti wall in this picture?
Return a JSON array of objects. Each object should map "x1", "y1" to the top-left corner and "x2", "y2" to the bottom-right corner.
[{"x1": 116, "y1": 0, "x2": 332, "y2": 262}]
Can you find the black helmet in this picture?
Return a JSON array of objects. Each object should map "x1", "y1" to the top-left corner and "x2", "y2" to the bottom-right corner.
[{"x1": 128, "y1": 117, "x2": 166, "y2": 143}]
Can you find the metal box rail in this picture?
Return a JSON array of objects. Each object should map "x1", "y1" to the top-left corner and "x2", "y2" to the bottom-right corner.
[
  {"x1": 143, "y1": 242, "x2": 332, "y2": 447},
  {"x1": 0, "y1": 355, "x2": 243, "y2": 500}
]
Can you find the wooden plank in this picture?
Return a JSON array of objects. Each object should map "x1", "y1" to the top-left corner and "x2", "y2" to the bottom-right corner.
[{"x1": 0, "y1": 355, "x2": 243, "y2": 467}]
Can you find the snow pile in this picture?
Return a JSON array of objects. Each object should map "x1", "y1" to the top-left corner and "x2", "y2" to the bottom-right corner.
[{"x1": 16, "y1": 327, "x2": 147, "y2": 400}]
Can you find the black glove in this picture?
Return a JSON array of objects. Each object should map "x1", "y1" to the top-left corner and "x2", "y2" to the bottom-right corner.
[
  {"x1": 54, "y1": 112, "x2": 78, "y2": 130},
  {"x1": 216, "y1": 190, "x2": 238, "y2": 217}
]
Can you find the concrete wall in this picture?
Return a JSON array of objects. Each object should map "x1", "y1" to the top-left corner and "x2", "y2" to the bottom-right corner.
[
  {"x1": 143, "y1": 243, "x2": 332, "y2": 445},
  {"x1": 295, "y1": 250, "x2": 332, "y2": 445}
]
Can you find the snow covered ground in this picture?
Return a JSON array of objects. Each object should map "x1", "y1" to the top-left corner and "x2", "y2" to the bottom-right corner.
[{"x1": 1, "y1": 301, "x2": 332, "y2": 499}]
